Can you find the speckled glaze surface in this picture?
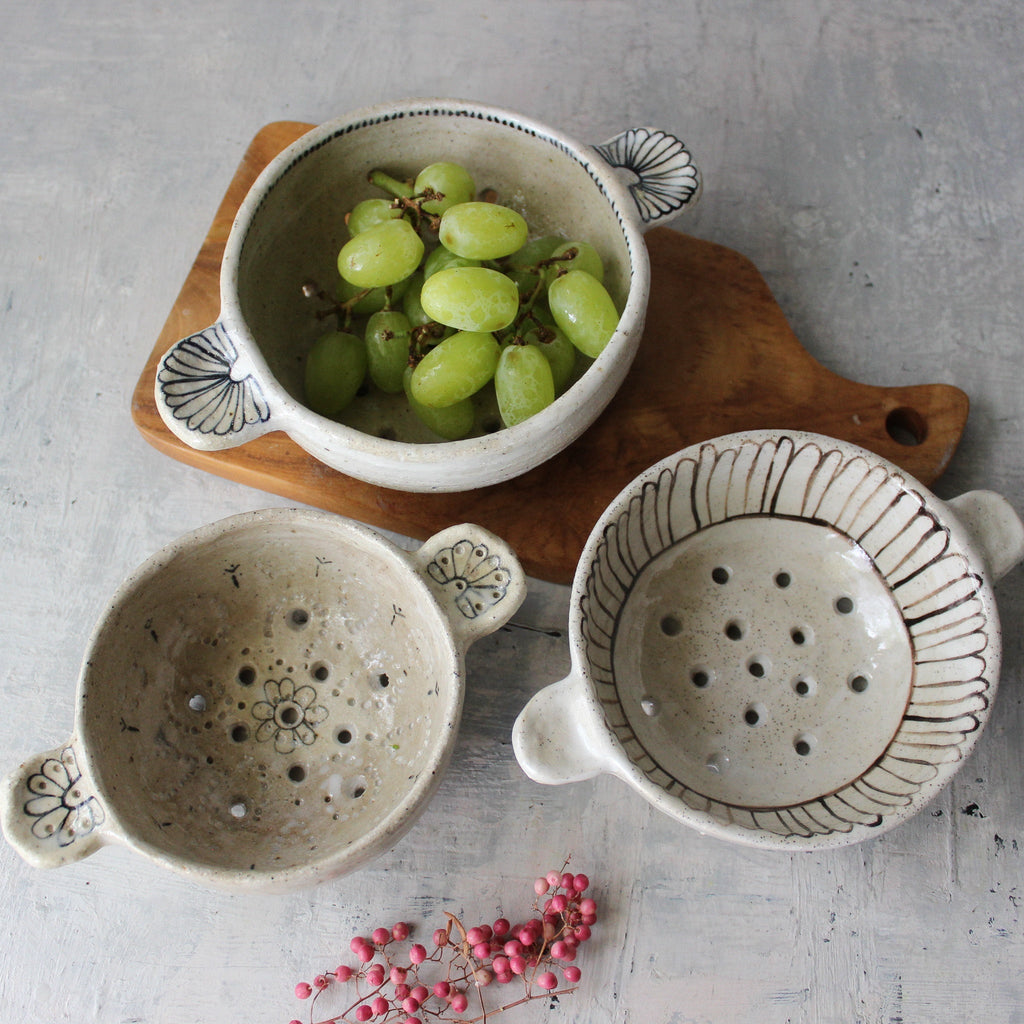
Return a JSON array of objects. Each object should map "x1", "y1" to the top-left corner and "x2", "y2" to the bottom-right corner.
[
  {"x1": 1, "y1": 509, "x2": 525, "y2": 891},
  {"x1": 513, "y1": 430, "x2": 1024, "y2": 848},
  {"x1": 153, "y1": 98, "x2": 699, "y2": 492}
]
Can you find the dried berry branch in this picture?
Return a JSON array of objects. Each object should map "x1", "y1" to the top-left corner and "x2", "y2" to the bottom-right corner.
[{"x1": 288, "y1": 864, "x2": 598, "y2": 1024}]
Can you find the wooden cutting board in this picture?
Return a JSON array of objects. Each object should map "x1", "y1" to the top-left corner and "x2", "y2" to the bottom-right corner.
[{"x1": 131, "y1": 121, "x2": 969, "y2": 585}]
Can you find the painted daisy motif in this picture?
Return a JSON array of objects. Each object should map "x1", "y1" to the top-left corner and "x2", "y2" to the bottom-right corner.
[
  {"x1": 595, "y1": 127, "x2": 699, "y2": 224},
  {"x1": 157, "y1": 322, "x2": 270, "y2": 436},
  {"x1": 427, "y1": 539, "x2": 511, "y2": 619},
  {"x1": 23, "y1": 747, "x2": 105, "y2": 848},
  {"x1": 252, "y1": 678, "x2": 328, "y2": 754}
]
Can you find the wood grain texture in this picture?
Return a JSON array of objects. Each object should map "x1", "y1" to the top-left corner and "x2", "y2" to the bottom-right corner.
[{"x1": 131, "y1": 122, "x2": 969, "y2": 584}]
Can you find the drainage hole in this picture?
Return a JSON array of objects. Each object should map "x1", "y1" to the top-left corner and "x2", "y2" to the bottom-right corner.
[
  {"x1": 747, "y1": 659, "x2": 767, "y2": 678},
  {"x1": 230, "y1": 724, "x2": 250, "y2": 743},
  {"x1": 287, "y1": 764, "x2": 306, "y2": 783},
  {"x1": 725, "y1": 620, "x2": 744, "y2": 641},
  {"x1": 791, "y1": 627, "x2": 809, "y2": 646},
  {"x1": 660, "y1": 614, "x2": 683, "y2": 637},
  {"x1": 774, "y1": 571, "x2": 792, "y2": 588},
  {"x1": 279, "y1": 705, "x2": 300, "y2": 725},
  {"x1": 336, "y1": 728, "x2": 353, "y2": 745},
  {"x1": 711, "y1": 566, "x2": 730, "y2": 585},
  {"x1": 849, "y1": 674, "x2": 870, "y2": 693},
  {"x1": 691, "y1": 669, "x2": 710, "y2": 688},
  {"x1": 744, "y1": 704, "x2": 765, "y2": 726},
  {"x1": 290, "y1": 608, "x2": 310, "y2": 628},
  {"x1": 793, "y1": 677, "x2": 815, "y2": 697},
  {"x1": 237, "y1": 665, "x2": 257, "y2": 686},
  {"x1": 835, "y1": 596, "x2": 855, "y2": 615},
  {"x1": 794, "y1": 733, "x2": 817, "y2": 756},
  {"x1": 188, "y1": 694, "x2": 206, "y2": 712}
]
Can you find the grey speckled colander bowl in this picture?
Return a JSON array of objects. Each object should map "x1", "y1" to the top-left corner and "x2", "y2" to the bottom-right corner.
[{"x1": 2, "y1": 508, "x2": 525, "y2": 891}]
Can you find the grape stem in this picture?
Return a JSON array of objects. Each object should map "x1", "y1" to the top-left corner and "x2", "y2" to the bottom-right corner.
[{"x1": 367, "y1": 169, "x2": 414, "y2": 199}]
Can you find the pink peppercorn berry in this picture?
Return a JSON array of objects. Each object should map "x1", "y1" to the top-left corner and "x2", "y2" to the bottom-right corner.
[
  {"x1": 537, "y1": 971, "x2": 558, "y2": 991},
  {"x1": 294, "y1": 982, "x2": 313, "y2": 1000},
  {"x1": 563, "y1": 965, "x2": 582, "y2": 984},
  {"x1": 371, "y1": 996, "x2": 389, "y2": 1016},
  {"x1": 335, "y1": 965, "x2": 353, "y2": 982},
  {"x1": 451, "y1": 992, "x2": 469, "y2": 1013},
  {"x1": 355, "y1": 1005, "x2": 372, "y2": 1023},
  {"x1": 493, "y1": 917, "x2": 510, "y2": 937},
  {"x1": 392, "y1": 921, "x2": 411, "y2": 941},
  {"x1": 372, "y1": 926, "x2": 391, "y2": 945},
  {"x1": 366, "y1": 964, "x2": 385, "y2": 987},
  {"x1": 409, "y1": 943, "x2": 427, "y2": 964},
  {"x1": 573, "y1": 873, "x2": 590, "y2": 892}
]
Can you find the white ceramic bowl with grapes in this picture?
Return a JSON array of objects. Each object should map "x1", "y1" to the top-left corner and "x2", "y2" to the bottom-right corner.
[{"x1": 153, "y1": 98, "x2": 699, "y2": 492}]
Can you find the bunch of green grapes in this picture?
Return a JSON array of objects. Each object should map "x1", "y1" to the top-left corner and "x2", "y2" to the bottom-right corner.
[{"x1": 303, "y1": 161, "x2": 621, "y2": 440}]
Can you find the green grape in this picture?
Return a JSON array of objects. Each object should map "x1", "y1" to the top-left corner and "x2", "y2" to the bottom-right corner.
[
  {"x1": 507, "y1": 234, "x2": 563, "y2": 269},
  {"x1": 347, "y1": 198, "x2": 402, "y2": 236},
  {"x1": 337, "y1": 218, "x2": 424, "y2": 289},
  {"x1": 543, "y1": 240, "x2": 605, "y2": 285},
  {"x1": 304, "y1": 331, "x2": 367, "y2": 417},
  {"x1": 423, "y1": 245, "x2": 480, "y2": 279},
  {"x1": 494, "y1": 343, "x2": 556, "y2": 427},
  {"x1": 403, "y1": 366, "x2": 476, "y2": 440},
  {"x1": 547, "y1": 269, "x2": 620, "y2": 358},
  {"x1": 335, "y1": 273, "x2": 411, "y2": 316},
  {"x1": 410, "y1": 331, "x2": 500, "y2": 408},
  {"x1": 414, "y1": 162, "x2": 476, "y2": 215},
  {"x1": 527, "y1": 326, "x2": 577, "y2": 394},
  {"x1": 504, "y1": 234, "x2": 563, "y2": 295},
  {"x1": 365, "y1": 310, "x2": 412, "y2": 394},
  {"x1": 420, "y1": 266, "x2": 520, "y2": 332},
  {"x1": 438, "y1": 202, "x2": 529, "y2": 260},
  {"x1": 400, "y1": 271, "x2": 432, "y2": 328}
]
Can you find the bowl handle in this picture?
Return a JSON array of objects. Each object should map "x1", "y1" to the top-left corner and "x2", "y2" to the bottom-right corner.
[
  {"x1": 409, "y1": 524, "x2": 527, "y2": 648},
  {"x1": 947, "y1": 490, "x2": 1024, "y2": 582},
  {"x1": 512, "y1": 672, "x2": 610, "y2": 785},
  {"x1": 1, "y1": 741, "x2": 112, "y2": 870},
  {"x1": 594, "y1": 127, "x2": 700, "y2": 230},
  {"x1": 154, "y1": 321, "x2": 278, "y2": 451}
]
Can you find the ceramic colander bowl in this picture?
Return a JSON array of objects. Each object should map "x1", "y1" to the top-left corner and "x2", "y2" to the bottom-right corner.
[
  {"x1": 152, "y1": 98, "x2": 699, "y2": 492},
  {"x1": 1, "y1": 509, "x2": 525, "y2": 891},
  {"x1": 513, "y1": 430, "x2": 1024, "y2": 848}
]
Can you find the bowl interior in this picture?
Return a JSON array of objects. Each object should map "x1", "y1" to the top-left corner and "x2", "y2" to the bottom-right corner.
[
  {"x1": 79, "y1": 513, "x2": 458, "y2": 878},
  {"x1": 579, "y1": 433, "x2": 997, "y2": 842},
  {"x1": 234, "y1": 107, "x2": 635, "y2": 442}
]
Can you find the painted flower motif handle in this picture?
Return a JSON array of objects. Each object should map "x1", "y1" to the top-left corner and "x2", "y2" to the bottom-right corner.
[
  {"x1": 594, "y1": 127, "x2": 700, "y2": 229},
  {"x1": 410, "y1": 524, "x2": 527, "y2": 649},
  {"x1": 154, "y1": 321, "x2": 277, "y2": 449},
  {"x1": 1, "y1": 740, "x2": 112, "y2": 870}
]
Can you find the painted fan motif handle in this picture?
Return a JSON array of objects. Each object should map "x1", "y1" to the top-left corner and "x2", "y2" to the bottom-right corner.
[{"x1": 595, "y1": 127, "x2": 700, "y2": 229}]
